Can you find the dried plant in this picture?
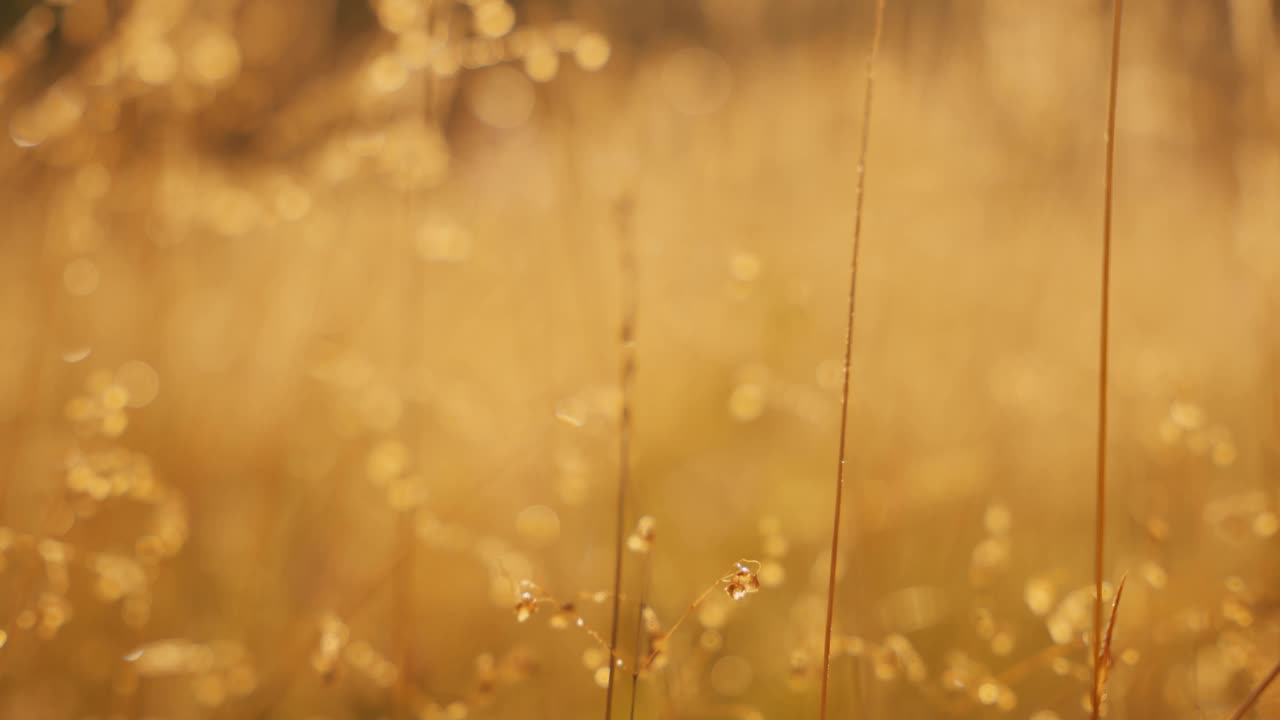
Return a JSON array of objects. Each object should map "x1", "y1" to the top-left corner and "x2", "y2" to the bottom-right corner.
[
  {"x1": 0, "y1": 1, "x2": 1277, "y2": 719},
  {"x1": 1090, "y1": 1, "x2": 1123, "y2": 718},
  {"x1": 820, "y1": 0, "x2": 888, "y2": 716}
]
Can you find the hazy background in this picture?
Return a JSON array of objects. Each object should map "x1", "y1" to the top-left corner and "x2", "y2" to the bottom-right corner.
[{"x1": 0, "y1": 0, "x2": 1277, "y2": 717}]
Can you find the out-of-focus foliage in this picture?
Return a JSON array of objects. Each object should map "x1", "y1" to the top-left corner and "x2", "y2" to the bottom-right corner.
[{"x1": 0, "y1": 1, "x2": 1277, "y2": 718}]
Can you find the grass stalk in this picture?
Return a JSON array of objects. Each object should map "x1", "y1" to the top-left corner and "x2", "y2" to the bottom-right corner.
[
  {"x1": 628, "y1": 549, "x2": 652, "y2": 720},
  {"x1": 1090, "y1": 2, "x2": 1123, "y2": 719},
  {"x1": 1226, "y1": 658, "x2": 1280, "y2": 720},
  {"x1": 605, "y1": 198, "x2": 638, "y2": 720},
  {"x1": 819, "y1": 1, "x2": 888, "y2": 717}
]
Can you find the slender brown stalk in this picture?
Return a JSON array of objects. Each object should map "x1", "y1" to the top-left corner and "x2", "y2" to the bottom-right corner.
[
  {"x1": 1226, "y1": 658, "x2": 1280, "y2": 720},
  {"x1": 628, "y1": 550, "x2": 652, "y2": 720},
  {"x1": 819, "y1": 1, "x2": 888, "y2": 718},
  {"x1": 605, "y1": 198, "x2": 637, "y2": 720},
  {"x1": 1094, "y1": 574, "x2": 1127, "y2": 704},
  {"x1": 1090, "y1": 2, "x2": 1123, "y2": 719}
]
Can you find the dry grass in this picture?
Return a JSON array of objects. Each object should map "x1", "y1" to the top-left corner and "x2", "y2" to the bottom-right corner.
[
  {"x1": 0, "y1": 1, "x2": 1278, "y2": 719},
  {"x1": 819, "y1": 0, "x2": 887, "y2": 716},
  {"x1": 1090, "y1": 2, "x2": 1123, "y2": 717}
]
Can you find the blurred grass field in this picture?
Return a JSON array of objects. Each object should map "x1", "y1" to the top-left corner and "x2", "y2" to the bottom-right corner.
[{"x1": 0, "y1": 1, "x2": 1278, "y2": 718}]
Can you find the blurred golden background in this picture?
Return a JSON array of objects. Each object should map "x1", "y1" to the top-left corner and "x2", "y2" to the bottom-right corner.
[{"x1": 0, "y1": 0, "x2": 1278, "y2": 718}]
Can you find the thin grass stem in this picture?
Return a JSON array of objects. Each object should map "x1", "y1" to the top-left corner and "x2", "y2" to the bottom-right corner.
[
  {"x1": 604, "y1": 198, "x2": 638, "y2": 720},
  {"x1": 628, "y1": 550, "x2": 652, "y2": 720},
  {"x1": 1226, "y1": 658, "x2": 1280, "y2": 720},
  {"x1": 819, "y1": 1, "x2": 888, "y2": 717},
  {"x1": 1090, "y1": 2, "x2": 1123, "y2": 718}
]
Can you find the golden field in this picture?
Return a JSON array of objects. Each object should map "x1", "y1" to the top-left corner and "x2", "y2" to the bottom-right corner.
[{"x1": 0, "y1": 1, "x2": 1277, "y2": 718}]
